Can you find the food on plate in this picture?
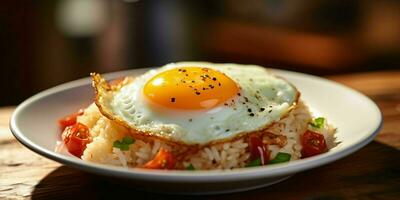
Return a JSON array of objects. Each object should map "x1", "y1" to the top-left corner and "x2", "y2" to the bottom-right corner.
[{"x1": 57, "y1": 62, "x2": 336, "y2": 170}]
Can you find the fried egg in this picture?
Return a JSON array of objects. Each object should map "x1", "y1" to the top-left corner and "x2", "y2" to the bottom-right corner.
[{"x1": 92, "y1": 62, "x2": 299, "y2": 145}]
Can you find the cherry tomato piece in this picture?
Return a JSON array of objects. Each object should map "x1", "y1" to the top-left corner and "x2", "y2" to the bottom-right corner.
[
  {"x1": 248, "y1": 134, "x2": 270, "y2": 165},
  {"x1": 301, "y1": 130, "x2": 327, "y2": 158},
  {"x1": 142, "y1": 148, "x2": 176, "y2": 169},
  {"x1": 58, "y1": 109, "x2": 84, "y2": 130},
  {"x1": 62, "y1": 122, "x2": 91, "y2": 157}
]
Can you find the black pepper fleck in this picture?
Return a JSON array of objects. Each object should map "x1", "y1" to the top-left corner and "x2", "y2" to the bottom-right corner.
[
  {"x1": 247, "y1": 108, "x2": 252, "y2": 112},
  {"x1": 212, "y1": 77, "x2": 217, "y2": 81},
  {"x1": 268, "y1": 110, "x2": 272, "y2": 113},
  {"x1": 188, "y1": 119, "x2": 193, "y2": 122},
  {"x1": 249, "y1": 113, "x2": 255, "y2": 117},
  {"x1": 225, "y1": 129, "x2": 230, "y2": 132},
  {"x1": 195, "y1": 92, "x2": 201, "y2": 95},
  {"x1": 260, "y1": 107, "x2": 265, "y2": 112},
  {"x1": 171, "y1": 98, "x2": 175, "y2": 102}
]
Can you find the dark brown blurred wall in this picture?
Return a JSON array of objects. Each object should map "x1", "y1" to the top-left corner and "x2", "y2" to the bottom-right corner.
[
  {"x1": 0, "y1": 0, "x2": 399, "y2": 106},
  {"x1": 0, "y1": 1, "x2": 33, "y2": 106},
  {"x1": 0, "y1": 0, "x2": 126, "y2": 106}
]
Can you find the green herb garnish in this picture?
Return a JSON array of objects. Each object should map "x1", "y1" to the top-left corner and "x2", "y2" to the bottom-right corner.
[
  {"x1": 186, "y1": 164, "x2": 195, "y2": 170},
  {"x1": 113, "y1": 136, "x2": 135, "y2": 151},
  {"x1": 122, "y1": 136, "x2": 134, "y2": 144},
  {"x1": 310, "y1": 117, "x2": 325, "y2": 129},
  {"x1": 269, "y1": 152, "x2": 291, "y2": 164},
  {"x1": 246, "y1": 158, "x2": 262, "y2": 167}
]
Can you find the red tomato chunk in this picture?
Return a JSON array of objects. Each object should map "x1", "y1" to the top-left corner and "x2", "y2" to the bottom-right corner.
[
  {"x1": 143, "y1": 148, "x2": 176, "y2": 169},
  {"x1": 248, "y1": 134, "x2": 270, "y2": 165},
  {"x1": 301, "y1": 130, "x2": 327, "y2": 158},
  {"x1": 58, "y1": 109, "x2": 84, "y2": 131},
  {"x1": 62, "y1": 122, "x2": 91, "y2": 157}
]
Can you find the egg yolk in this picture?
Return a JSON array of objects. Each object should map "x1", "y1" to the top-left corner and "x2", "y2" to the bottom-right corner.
[{"x1": 143, "y1": 67, "x2": 239, "y2": 110}]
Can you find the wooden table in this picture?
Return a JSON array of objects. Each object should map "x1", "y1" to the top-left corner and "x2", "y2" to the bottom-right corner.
[{"x1": 1, "y1": 70, "x2": 399, "y2": 200}]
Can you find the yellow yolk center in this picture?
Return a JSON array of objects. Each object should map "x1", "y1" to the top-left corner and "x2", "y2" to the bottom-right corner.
[{"x1": 143, "y1": 67, "x2": 239, "y2": 110}]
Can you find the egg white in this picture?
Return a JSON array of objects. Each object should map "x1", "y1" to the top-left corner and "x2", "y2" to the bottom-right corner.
[{"x1": 93, "y1": 62, "x2": 299, "y2": 145}]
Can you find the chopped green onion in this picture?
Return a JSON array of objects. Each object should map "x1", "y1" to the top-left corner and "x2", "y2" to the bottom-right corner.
[
  {"x1": 186, "y1": 164, "x2": 195, "y2": 170},
  {"x1": 269, "y1": 152, "x2": 291, "y2": 164},
  {"x1": 122, "y1": 136, "x2": 134, "y2": 144},
  {"x1": 310, "y1": 117, "x2": 325, "y2": 129},
  {"x1": 119, "y1": 144, "x2": 130, "y2": 151},
  {"x1": 113, "y1": 141, "x2": 122, "y2": 149},
  {"x1": 113, "y1": 141, "x2": 124, "y2": 149},
  {"x1": 246, "y1": 158, "x2": 261, "y2": 167},
  {"x1": 113, "y1": 140, "x2": 121, "y2": 148},
  {"x1": 113, "y1": 136, "x2": 135, "y2": 151}
]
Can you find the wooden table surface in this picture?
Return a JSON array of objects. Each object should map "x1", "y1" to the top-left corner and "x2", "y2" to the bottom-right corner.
[{"x1": 1, "y1": 70, "x2": 399, "y2": 200}]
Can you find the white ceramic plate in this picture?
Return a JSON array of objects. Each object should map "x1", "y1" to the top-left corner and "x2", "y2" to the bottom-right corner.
[{"x1": 10, "y1": 68, "x2": 382, "y2": 194}]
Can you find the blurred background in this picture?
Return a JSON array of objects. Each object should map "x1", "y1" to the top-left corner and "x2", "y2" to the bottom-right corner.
[{"x1": 1, "y1": 0, "x2": 399, "y2": 106}]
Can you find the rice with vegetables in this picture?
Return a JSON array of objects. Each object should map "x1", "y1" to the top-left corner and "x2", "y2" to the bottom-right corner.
[
  {"x1": 74, "y1": 101, "x2": 335, "y2": 170},
  {"x1": 58, "y1": 62, "x2": 336, "y2": 170}
]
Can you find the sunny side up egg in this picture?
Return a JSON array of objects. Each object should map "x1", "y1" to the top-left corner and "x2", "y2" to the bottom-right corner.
[{"x1": 92, "y1": 62, "x2": 299, "y2": 146}]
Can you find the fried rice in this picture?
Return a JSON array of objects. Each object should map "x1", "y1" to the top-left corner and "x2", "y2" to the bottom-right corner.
[{"x1": 77, "y1": 100, "x2": 336, "y2": 170}]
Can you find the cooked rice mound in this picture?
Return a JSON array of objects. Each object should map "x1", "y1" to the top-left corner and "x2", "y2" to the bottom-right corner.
[{"x1": 78, "y1": 101, "x2": 336, "y2": 170}]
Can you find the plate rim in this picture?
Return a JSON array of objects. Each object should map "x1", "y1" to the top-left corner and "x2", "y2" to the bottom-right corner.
[{"x1": 9, "y1": 67, "x2": 383, "y2": 182}]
